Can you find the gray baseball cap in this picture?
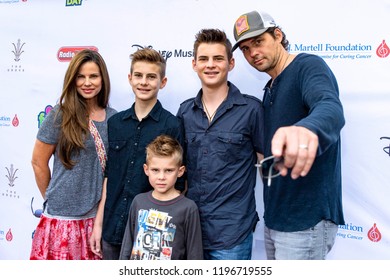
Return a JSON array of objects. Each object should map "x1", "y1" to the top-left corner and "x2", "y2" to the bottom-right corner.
[{"x1": 232, "y1": 11, "x2": 276, "y2": 51}]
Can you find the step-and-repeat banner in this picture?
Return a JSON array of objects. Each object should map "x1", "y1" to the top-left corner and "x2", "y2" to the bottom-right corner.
[{"x1": 0, "y1": 0, "x2": 389, "y2": 260}]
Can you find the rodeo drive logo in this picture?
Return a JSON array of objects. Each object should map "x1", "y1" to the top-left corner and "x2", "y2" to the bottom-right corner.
[
  {"x1": 3, "y1": 164, "x2": 19, "y2": 199},
  {"x1": 8, "y1": 39, "x2": 25, "y2": 72}
]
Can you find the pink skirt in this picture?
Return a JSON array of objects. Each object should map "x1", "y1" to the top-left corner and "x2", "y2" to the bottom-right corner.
[{"x1": 30, "y1": 214, "x2": 101, "y2": 260}]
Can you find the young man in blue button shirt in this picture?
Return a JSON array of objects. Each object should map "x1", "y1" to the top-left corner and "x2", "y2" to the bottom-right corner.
[
  {"x1": 177, "y1": 29, "x2": 264, "y2": 260},
  {"x1": 90, "y1": 48, "x2": 184, "y2": 259}
]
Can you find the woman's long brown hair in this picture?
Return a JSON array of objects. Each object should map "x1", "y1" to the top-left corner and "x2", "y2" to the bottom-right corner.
[{"x1": 56, "y1": 49, "x2": 111, "y2": 169}]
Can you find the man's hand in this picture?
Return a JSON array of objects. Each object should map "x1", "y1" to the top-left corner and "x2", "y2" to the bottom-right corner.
[{"x1": 271, "y1": 126, "x2": 318, "y2": 179}]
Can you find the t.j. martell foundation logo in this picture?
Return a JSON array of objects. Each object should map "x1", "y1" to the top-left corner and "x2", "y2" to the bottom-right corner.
[
  {"x1": 57, "y1": 46, "x2": 98, "y2": 62},
  {"x1": 376, "y1": 40, "x2": 389, "y2": 58},
  {"x1": 367, "y1": 223, "x2": 382, "y2": 242},
  {"x1": 0, "y1": 229, "x2": 13, "y2": 242}
]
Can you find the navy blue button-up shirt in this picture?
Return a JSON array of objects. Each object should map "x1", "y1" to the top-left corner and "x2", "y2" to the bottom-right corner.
[
  {"x1": 177, "y1": 82, "x2": 264, "y2": 250},
  {"x1": 102, "y1": 100, "x2": 183, "y2": 245}
]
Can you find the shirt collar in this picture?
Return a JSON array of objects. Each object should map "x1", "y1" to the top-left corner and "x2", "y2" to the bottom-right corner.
[
  {"x1": 121, "y1": 100, "x2": 163, "y2": 122},
  {"x1": 193, "y1": 81, "x2": 247, "y2": 110}
]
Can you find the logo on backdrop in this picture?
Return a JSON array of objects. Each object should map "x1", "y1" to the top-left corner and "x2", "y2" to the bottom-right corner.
[
  {"x1": 379, "y1": 136, "x2": 390, "y2": 156},
  {"x1": 37, "y1": 105, "x2": 53, "y2": 128},
  {"x1": 0, "y1": 229, "x2": 13, "y2": 242},
  {"x1": 288, "y1": 39, "x2": 389, "y2": 60},
  {"x1": 2, "y1": 164, "x2": 20, "y2": 199},
  {"x1": 367, "y1": 223, "x2": 382, "y2": 242},
  {"x1": 338, "y1": 222, "x2": 383, "y2": 243},
  {"x1": 5, "y1": 164, "x2": 18, "y2": 188},
  {"x1": 65, "y1": 0, "x2": 82, "y2": 6},
  {"x1": 8, "y1": 39, "x2": 26, "y2": 72},
  {"x1": 131, "y1": 44, "x2": 193, "y2": 61},
  {"x1": 57, "y1": 46, "x2": 98, "y2": 62},
  {"x1": 376, "y1": 40, "x2": 389, "y2": 58},
  {"x1": 0, "y1": 114, "x2": 19, "y2": 127},
  {"x1": 337, "y1": 222, "x2": 364, "y2": 241}
]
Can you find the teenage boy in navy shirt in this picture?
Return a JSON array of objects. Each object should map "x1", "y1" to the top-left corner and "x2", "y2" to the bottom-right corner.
[
  {"x1": 90, "y1": 48, "x2": 184, "y2": 259},
  {"x1": 177, "y1": 29, "x2": 264, "y2": 260}
]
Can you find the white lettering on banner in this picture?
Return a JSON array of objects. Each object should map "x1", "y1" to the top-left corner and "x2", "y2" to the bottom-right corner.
[
  {"x1": 58, "y1": 51, "x2": 75, "y2": 58},
  {"x1": 57, "y1": 46, "x2": 98, "y2": 62}
]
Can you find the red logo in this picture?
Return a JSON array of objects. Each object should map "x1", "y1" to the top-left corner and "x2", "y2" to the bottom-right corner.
[
  {"x1": 12, "y1": 114, "x2": 19, "y2": 127},
  {"x1": 6, "y1": 229, "x2": 13, "y2": 242},
  {"x1": 376, "y1": 40, "x2": 389, "y2": 58},
  {"x1": 57, "y1": 46, "x2": 99, "y2": 62},
  {"x1": 367, "y1": 223, "x2": 382, "y2": 242}
]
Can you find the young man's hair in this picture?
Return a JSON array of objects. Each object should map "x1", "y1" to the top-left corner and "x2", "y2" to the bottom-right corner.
[
  {"x1": 193, "y1": 29, "x2": 233, "y2": 61},
  {"x1": 130, "y1": 47, "x2": 166, "y2": 78},
  {"x1": 145, "y1": 135, "x2": 183, "y2": 166}
]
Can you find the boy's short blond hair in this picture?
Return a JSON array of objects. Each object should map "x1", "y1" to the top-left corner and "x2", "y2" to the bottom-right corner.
[
  {"x1": 130, "y1": 48, "x2": 166, "y2": 78},
  {"x1": 145, "y1": 135, "x2": 183, "y2": 166}
]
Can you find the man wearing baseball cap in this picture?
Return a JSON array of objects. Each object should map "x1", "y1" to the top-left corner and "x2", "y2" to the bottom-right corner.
[{"x1": 232, "y1": 11, "x2": 345, "y2": 260}]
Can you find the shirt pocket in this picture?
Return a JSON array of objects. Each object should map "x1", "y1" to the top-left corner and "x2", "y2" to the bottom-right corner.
[
  {"x1": 217, "y1": 132, "x2": 249, "y2": 159},
  {"x1": 108, "y1": 140, "x2": 128, "y2": 169}
]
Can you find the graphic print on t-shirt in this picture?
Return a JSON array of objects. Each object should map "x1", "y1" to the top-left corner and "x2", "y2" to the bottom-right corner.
[{"x1": 131, "y1": 208, "x2": 176, "y2": 260}]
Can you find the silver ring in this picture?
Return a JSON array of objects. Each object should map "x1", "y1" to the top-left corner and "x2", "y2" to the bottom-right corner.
[{"x1": 299, "y1": 144, "x2": 308, "y2": 150}]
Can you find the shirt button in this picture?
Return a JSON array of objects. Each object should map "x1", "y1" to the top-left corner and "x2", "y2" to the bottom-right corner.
[{"x1": 134, "y1": 143, "x2": 138, "y2": 146}]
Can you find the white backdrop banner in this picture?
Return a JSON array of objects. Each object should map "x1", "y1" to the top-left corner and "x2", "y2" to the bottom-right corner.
[{"x1": 0, "y1": 0, "x2": 389, "y2": 260}]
